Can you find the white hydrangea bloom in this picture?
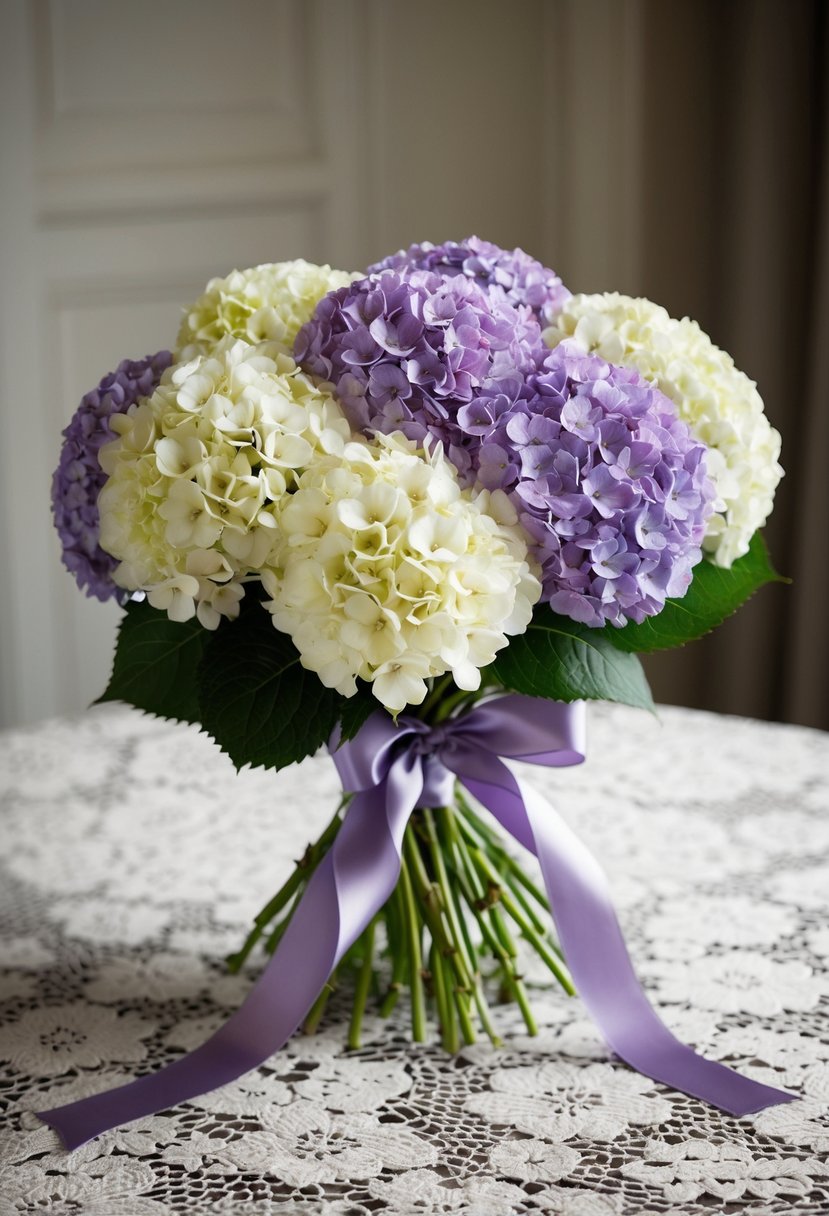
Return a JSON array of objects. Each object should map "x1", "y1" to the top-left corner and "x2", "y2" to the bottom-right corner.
[
  {"x1": 98, "y1": 337, "x2": 351, "y2": 627},
  {"x1": 543, "y1": 293, "x2": 783, "y2": 567},
  {"x1": 263, "y1": 433, "x2": 541, "y2": 713},
  {"x1": 176, "y1": 260, "x2": 358, "y2": 361}
]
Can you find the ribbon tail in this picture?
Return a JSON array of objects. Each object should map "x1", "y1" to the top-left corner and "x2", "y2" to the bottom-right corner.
[
  {"x1": 38, "y1": 755, "x2": 422, "y2": 1150},
  {"x1": 453, "y1": 752, "x2": 796, "y2": 1117}
]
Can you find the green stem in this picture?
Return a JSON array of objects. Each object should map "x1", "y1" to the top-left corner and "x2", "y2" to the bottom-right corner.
[
  {"x1": 405, "y1": 825, "x2": 444, "y2": 928},
  {"x1": 430, "y1": 942, "x2": 458, "y2": 1053},
  {"x1": 454, "y1": 792, "x2": 570, "y2": 976},
  {"x1": 431, "y1": 687, "x2": 479, "y2": 723},
  {"x1": 263, "y1": 888, "x2": 303, "y2": 956},
  {"x1": 398, "y1": 848, "x2": 427, "y2": 1042},
  {"x1": 405, "y1": 822, "x2": 476, "y2": 1046},
  {"x1": 226, "y1": 867, "x2": 307, "y2": 972},
  {"x1": 500, "y1": 857, "x2": 552, "y2": 919},
  {"x1": 439, "y1": 814, "x2": 482, "y2": 980},
  {"x1": 445, "y1": 812, "x2": 538, "y2": 1034},
  {"x1": 304, "y1": 980, "x2": 335, "y2": 1035},
  {"x1": 227, "y1": 801, "x2": 346, "y2": 973},
  {"x1": 443, "y1": 814, "x2": 506, "y2": 958},
  {"x1": 419, "y1": 674, "x2": 455, "y2": 720},
  {"x1": 439, "y1": 814, "x2": 502, "y2": 1046},
  {"x1": 454, "y1": 792, "x2": 548, "y2": 903},
  {"x1": 423, "y1": 809, "x2": 474, "y2": 977},
  {"x1": 465, "y1": 837, "x2": 574, "y2": 995},
  {"x1": 422, "y1": 808, "x2": 478, "y2": 1045},
  {"x1": 348, "y1": 918, "x2": 377, "y2": 1050},
  {"x1": 379, "y1": 975, "x2": 404, "y2": 1017},
  {"x1": 501, "y1": 868, "x2": 549, "y2": 935},
  {"x1": 231, "y1": 763, "x2": 575, "y2": 1053},
  {"x1": 487, "y1": 903, "x2": 538, "y2": 1034},
  {"x1": 379, "y1": 885, "x2": 407, "y2": 1016},
  {"x1": 501, "y1": 965, "x2": 539, "y2": 1035}
]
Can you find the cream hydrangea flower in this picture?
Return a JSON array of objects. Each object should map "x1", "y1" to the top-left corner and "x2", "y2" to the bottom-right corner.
[
  {"x1": 262, "y1": 433, "x2": 541, "y2": 713},
  {"x1": 543, "y1": 293, "x2": 783, "y2": 567},
  {"x1": 98, "y1": 337, "x2": 351, "y2": 627},
  {"x1": 176, "y1": 260, "x2": 358, "y2": 361}
]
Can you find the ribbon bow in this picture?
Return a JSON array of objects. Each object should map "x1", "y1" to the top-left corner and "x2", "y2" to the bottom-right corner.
[{"x1": 39, "y1": 696, "x2": 793, "y2": 1150}]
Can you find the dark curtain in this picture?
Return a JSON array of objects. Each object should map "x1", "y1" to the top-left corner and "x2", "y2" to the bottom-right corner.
[{"x1": 638, "y1": 0, "x2": 829, "y2": 730}]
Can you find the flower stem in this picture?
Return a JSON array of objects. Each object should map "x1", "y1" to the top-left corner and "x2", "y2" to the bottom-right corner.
[
  {"x1": 455, "y1": 792, "x2": 552, "y2": 908},
  {"x1": 454, "y1": 791, "x2": 572, "y2": 986},
  {"x1": 419, "y1": 674, "x2": 455, "y2": 720},
  {"x1": 398, "y1": 846, "x2": 427, "y2": 1042},
  {"x1": 263, "y1": 888, "x2": 303, "y2": 956},
  {"x1": 462, "y1": 828, "x2": 574, "y2": 995},
  {"x1": 227, "y1": 801, "x2": 346, "y2": 974},
  {"x1": 422, "y1": 808, "x2": 479, "y2": 1045},
  {"x1": 431, "y1": 687, "x2": 478, "y2": 723},
  {"x1": 441, "y1": 809, "x2": 538, "y2": 1033},
  {"x1": 437, "y1": 809, "x2": 502, "y2": 1046},
  {"x1": 379, "y1": 884, "x2": 407, "y2": 1016},
  {"x1": 501, "y1": 870, "x2": 549, "y2": 936},
  {"x1": 423, "y1": 810, "x2": 474, "y2": 974},
  {"x1": 304, "y1": 980, "x2": 335, "y2": 1035},
  {"x1": 226, "y1": 868, "x2": 306, "y2": 972},
  {"x1": 405, "y1": 818, "x2": 476, "y2": 1046},
  {"x1": 348, "y1": 917, "x2": 377, "y2": 1050},
  {"x1": 231, "y1": 773, "x2": 575, "y2": 1055},
  {"x1": 430, "y1": 942, "x2": 458, "y2": 1053}
]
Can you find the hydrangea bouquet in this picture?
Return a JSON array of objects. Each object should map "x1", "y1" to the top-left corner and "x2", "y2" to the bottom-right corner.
[{"x1": 46, "y1": 238, "x2": 789, "y2": 1146}]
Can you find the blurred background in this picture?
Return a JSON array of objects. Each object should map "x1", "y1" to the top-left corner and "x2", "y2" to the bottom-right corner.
[{"x1": 0, "y1": 0, "x2": 826, "y2": 732}]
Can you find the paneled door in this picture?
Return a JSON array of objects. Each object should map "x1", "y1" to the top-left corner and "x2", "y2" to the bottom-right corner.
[{"x1": 0, "y1": 0, "x2": 370, "y2": 726}]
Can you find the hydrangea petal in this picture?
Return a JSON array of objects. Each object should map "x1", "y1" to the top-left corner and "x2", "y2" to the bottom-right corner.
[
  {"x1": 544, "y1": 292, "x2": 783, "y2": 566},
  {"x1": 51, "y1": 352, "x2": 173, "y2": 602}
]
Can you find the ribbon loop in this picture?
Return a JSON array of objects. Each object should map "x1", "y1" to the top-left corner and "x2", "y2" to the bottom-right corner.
[{"x1": 39, "y1": 696, "x2": 794, "y2": 1150}]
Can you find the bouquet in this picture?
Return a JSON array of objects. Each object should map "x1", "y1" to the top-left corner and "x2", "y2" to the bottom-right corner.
[{"x1": 45, "y1": 238, "x2": 791, "y2": 1149}]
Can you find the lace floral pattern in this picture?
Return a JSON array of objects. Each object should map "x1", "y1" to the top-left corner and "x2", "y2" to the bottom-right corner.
[{"x1": 0, "y1": 703, "x2": 827, "y2": 1214}]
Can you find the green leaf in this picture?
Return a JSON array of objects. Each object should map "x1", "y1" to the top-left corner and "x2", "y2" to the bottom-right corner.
[
  {"x1": 197, "y1": 598, "x2": 343, "y2": 771},
  {"x1": 490, "y1": 607, "x2": 654, "y2": 711},
  {"x1": 97, "y1": 599, "x2": 208, "y2": 723},
  {"x1": 607, "y1": 531, "x2": 785, "y2": 654},
  {"x1": 337, "y1": 682, "x2": 379, "y2": 742}
]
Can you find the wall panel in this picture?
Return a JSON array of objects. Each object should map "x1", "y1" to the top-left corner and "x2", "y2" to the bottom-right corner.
[{"x1": 1, "y1": 0, "x2": 371, "y2": 725}]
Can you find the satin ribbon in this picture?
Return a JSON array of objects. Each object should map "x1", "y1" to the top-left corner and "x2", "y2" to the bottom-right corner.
[{"x1": 38, "y1": 696, "x2": 793, "y2": 1149}]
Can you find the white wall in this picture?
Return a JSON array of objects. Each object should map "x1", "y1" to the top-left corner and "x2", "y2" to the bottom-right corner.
[{"x1": 0, "y1": 0, "x2": 644, "y2": 728}]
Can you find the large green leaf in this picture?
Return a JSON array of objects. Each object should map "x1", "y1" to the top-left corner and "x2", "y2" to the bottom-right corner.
[
  {"x1": 197, "y1": 598, "x2": 343, "y2": 771},
  {"x1": 97, "y1": 599, "x2": 207, "y2": 723},
  {"x1": 490, "y1": 607, "x2": 654, "y2": 711},
  {"x1": 336, "y1": 681, "x2": 379, "y2": 742},
  {"x1": 607, "y1": 531, "x2": 785, "y2": 654}
]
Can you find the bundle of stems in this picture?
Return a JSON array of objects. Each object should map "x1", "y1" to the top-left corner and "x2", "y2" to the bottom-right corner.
[{"x1": 229, "y1": 771, "x2": 574, "y2": 1051}]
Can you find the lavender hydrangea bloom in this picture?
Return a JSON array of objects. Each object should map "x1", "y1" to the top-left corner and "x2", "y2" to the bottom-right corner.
[
  {"x1": 482, "y1": 346, "x2": 716, "y2": 627},
  {"x1": 297, "y1": 271, "x2": 713, "y2": 630},
  {"x1": 368, "y1": 236, "x2": 570, "y2": 326},
  {"x1": 51, "y1": 351, "x2": 173, "y2": 601},
  {"x1": 295, "y1": 269, "x2": 545, "y2": 480}
]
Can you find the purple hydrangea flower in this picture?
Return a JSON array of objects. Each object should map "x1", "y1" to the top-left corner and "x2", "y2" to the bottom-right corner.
[
  {"x1": 298, "y1": 269, "x2": 714, "y2": 629},
  {"x1": 51, "y1": 351, "x2": 172, "y2": 601},
  {"x1": 295, "y1": 269, "x2": 545, "y2": 480},
  {"x1": 488, "y1": 346, "x2": 716, "y2": 626},
  {"x1": 368, "y1": 236, "x2": 570, "y2": 326}
]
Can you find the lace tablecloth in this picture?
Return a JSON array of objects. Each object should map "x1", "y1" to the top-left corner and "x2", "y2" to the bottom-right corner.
[{"x1": 1, "y1": 702, "x2": 828, "y2": 1215}]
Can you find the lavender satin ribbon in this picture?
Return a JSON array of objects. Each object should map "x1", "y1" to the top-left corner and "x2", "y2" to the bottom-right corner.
[{"x1": 39, "y1": 696, "x2": 793, "y2": 1149}]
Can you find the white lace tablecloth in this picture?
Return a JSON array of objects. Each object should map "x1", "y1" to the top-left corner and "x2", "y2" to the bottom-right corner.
[{"x1": 1, "y1": 702, "x2": 828, "y2": 1215}]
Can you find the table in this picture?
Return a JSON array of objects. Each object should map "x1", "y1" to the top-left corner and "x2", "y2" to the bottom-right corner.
[{"x1": 0, "y1": 702, "x2": 827, "y2": 1215}]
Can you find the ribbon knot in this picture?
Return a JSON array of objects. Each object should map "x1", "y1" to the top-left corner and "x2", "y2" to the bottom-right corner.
[
  {"x1": 38, "y1": 695, "x2": 794, "y2": 1151},
  {"x1": 397, "y1": 719, "x2": 460, "y2": 806},
  {"x1": 410, "y1": 719, "x2": 454, "y2": 756}
]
